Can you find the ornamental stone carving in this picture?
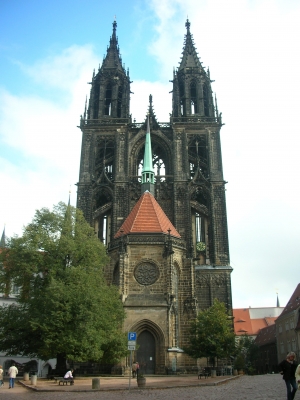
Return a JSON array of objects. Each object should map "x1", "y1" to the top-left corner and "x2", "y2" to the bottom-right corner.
[{"x1": 134, "y1": 262, "x2": 159, "y2": 285}]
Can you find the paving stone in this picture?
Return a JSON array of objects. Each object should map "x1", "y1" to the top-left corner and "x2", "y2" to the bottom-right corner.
[{"x1": 0, "y1": 374, "x2": 290, "y2": 400}]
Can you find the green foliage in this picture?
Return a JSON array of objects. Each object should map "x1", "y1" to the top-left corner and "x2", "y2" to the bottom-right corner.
[
  {"x1": 234, "y1": 353, "x2": 245, "y2": 370},
  {"x1": 0, "y1": 202, "x2": 127, "y2": 365},
  {"x1": 184, "y1": 299, "x2": 235, "y2": 365},
  {"x1": 234, "y1": 334, "x2": 259, "y2": 372}
]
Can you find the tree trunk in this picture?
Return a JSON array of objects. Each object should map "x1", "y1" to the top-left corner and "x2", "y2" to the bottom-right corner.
[{"x1": 56, "y1": 353, "x2": 67, "y2": 375}]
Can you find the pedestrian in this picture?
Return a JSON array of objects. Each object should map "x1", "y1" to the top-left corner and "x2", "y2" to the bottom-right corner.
[
  {"x1": 278, "y1": 351, "x2": 298, "y2": 400},
  {"x1": 64, "y1": 369, "x2": 74, "y2": 385},
  {"x1": 296, "y1": 363, "x2": 300, "y2": 389},
  {"x1": 8, "y1": 363, "x2": 18, "y2": 389},
  {"x1": 136, "y1": 361, "x2": 140, "y2": 378},
  {"x1": 0, "y1": 365, "x2": 3, "y2": 387},
  {"x1": 132, "y1": 361, "x2": 137, "y2": 378}
]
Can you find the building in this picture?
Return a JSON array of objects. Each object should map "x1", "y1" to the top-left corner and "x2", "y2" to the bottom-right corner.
[
  {"x1": 233, "y1": 307, "x2": 283, "y2": 340},
  {"x1": 275, "y1": 283, "x2": 300, "y2": 362},
  {"x1": 255, "y1": 324, "x2": 278, "y2": 374},
  {"x1": 77, "y1": 20, "x2": 232, "y2": 373}
]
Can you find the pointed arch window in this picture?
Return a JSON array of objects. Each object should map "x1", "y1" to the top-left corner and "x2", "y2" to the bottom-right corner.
[
  {"x1": 190, "y1": 81, "x2": 198, "y2": 114},
  {"x1": 179, "y1": 80, "x2": 185, "y2": 116},
  {"x1": 97, "y1": 212, "x2": 111, "y2": 246},
  {"x1": 180, "y1": 101, "x2": 184, "y2": 116},
  {"x1": 191, "y1": 208, "x2": 208, "y2": 264},
  {"x1": 137, "y1": 143, "x2": 167, "y2": 183},
  {"x1": 104, "y1": 83, "x2": 112, "y2": 116},
  {"x1": 93, "y1": 84, "x2": 100, "y2": 119},
  {"x1": 95, "y1": 139, "x2": 114, "y2": 180},
  {"x1": 203, "y1": 84, "x2": 210, "y2": 117},
  {"x1": 117, "y1": 85, "x2": 123, "y2": 117},
  {"x1": 113, "y1": 262, "x2": 120, "y2": 286}
]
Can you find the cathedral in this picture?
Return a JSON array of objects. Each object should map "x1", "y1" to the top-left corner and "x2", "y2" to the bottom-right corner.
[{"x1": 77, "y1": 20, "x2": 232, "y2": 374}]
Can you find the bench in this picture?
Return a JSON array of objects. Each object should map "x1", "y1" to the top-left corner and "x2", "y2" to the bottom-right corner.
[
  {"x1": 58, "y1": 378, "x2": 74, "y2": 386},
  {"x1": 198, "y1": 369, "x2": 210, "y2": 379}
]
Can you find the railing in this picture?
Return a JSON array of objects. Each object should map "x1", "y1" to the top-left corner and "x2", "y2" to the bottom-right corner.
[
  {"x1": 80, "y1": 117, "x2": 131, "y2": 126},
  {"x1": 172, "y1": 116, "x2": 221, "y2": 124},
  {"x1": 132, "y1": 122, "x2": 171, "y2": 129},
  {"x1": 80, "y1": 115, "x2": 222, "y2": 128}
]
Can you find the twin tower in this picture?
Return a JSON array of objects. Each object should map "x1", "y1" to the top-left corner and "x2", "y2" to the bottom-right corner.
[{"x1": 77, "y1": 20, "x2": 232, "y2": 374}]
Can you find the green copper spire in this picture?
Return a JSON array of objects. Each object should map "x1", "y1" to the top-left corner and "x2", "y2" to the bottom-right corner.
[{"x1": 141, "y1": 113, "x2": 155, "y2": 194}]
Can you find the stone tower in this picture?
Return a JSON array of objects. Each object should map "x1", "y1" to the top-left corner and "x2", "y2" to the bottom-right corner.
[{"x1": 77, "y1": 20, "x2": 232, "y2": 374}]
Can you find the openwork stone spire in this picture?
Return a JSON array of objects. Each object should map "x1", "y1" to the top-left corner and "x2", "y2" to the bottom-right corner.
[{"x1": 141, "y1": 113, "x2": 155, "y2": 195}]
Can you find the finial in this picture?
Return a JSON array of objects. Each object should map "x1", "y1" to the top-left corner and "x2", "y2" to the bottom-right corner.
[
  {"x1": 149, "y1": 94, "x2": 152, "y2": 106},
  {"x1": 185, "y1": 18, "x2": 190, "y2": 32},
  {"x1": 84, "y1": 96, "x2": 87, "y2": 119},
  {"x1": 215, "y1": 93, "x2": 219, "y2": 118}
]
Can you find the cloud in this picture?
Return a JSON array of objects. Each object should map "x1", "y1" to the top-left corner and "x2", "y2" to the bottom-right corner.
[
  {"x1": 19, "y1": 44, "x2": 97, "y2": 92},
  {"x1": 0, "y1": 45, "x2": 99, "y2": 237},
  {"x1": 0, "y1": 45, "x2": 171, "y2": 239},
  {"x1": 131, "y1": 80, "x2": 171, "y2": 121},
  {"x1": 147, "y1": 0, "x2": 300, "y2": 308}
]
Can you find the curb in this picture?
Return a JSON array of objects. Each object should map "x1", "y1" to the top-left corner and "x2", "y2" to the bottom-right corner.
[{"x1": 18, "y1": 375, "x2": 240, "y2": 393}]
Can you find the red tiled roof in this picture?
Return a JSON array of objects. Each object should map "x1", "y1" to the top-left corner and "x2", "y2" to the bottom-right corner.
[
  {"x1": 114, "y1": 191, "x2": 181, "y2": 238},
  {"x1": 233, "y1": 309, "x2": 278, "y2": 336},
  {"x1": 233, "y1": 309, "x2": 252, "y2": 334}
]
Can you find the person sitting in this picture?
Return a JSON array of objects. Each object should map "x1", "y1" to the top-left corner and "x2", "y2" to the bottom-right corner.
[
  {"x1": 64, "y1": 369, "x2": 74, "y2": 385},
  {"x1": 132, "y1": 362, "x2": 137, "y2": 378}
]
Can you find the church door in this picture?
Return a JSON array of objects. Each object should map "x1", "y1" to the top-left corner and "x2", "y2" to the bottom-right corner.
[{"x1": 136, "y1": 330, "x2": 156, "y2": 374}]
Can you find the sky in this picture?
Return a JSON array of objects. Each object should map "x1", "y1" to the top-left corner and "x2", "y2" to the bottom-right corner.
[{"x1": 1, "y1": 0, "x2": 299, "y2": 310}]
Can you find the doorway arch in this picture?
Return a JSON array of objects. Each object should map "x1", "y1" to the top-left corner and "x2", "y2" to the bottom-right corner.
[
  {"x1": 130, "y1": 319, "x2": 165, "y2": 375},
  {"x1": 137, "y1": 330, "x2": 155, "y2": 374}
]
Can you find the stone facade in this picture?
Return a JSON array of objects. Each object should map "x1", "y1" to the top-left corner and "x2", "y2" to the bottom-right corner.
[
  {"x1": 77, "y1": 20, "x2": 233, "y2": 373},
  {"x1": 275, "y1": 284, "x2": 300, "y2": 363}
]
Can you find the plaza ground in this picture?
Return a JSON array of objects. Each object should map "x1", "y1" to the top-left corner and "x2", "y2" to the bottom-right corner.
[{"x1": 0, "y1": 373, "x2": 291, "y2": 399}]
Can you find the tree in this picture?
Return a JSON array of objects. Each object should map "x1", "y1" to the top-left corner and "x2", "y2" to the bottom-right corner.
[
  {"x1": 184, "y1": 299, "x2": 235, "y2": 367},
  {"x1": 0, "y1": 202, "x2": 127, "y2": 372},
  {"x1": 234, "y1": 334, "x2": 259, "y2": 373}
]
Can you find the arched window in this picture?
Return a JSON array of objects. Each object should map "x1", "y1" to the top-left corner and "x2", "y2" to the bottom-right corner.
[
  {"x1": 190, "y1": 81, "x2": 198, "y2": 114},
  {"x1": 191, "y1": 208, "x2": 208, "y2": 264},
  {"x1": 137, "y1": 142, "x2": 167, "y2": 183},
  {"x1": 113, "y1": 262, "x2": 120, "y2": 286},
  {"x1": 95, "y1": 139, "x2": 114, "y2": 180},
  {"x1": 97, "y1": 212, "x2": 111, "y2": 245},
  {"x1": 179, "y1": 80, "x2": 185, "y2": 115},
  {"x1": 104, "y1": 83, "x2": 112, "y2": 116},
  {"x1": 117, "y1": 86, "x2": 123, "y2": 117},
  {"x1": 188, "y1": 136, "x2": 208, "y2": 179},
  {"x1": 92, "y1": 84, "x2": 100, "y2": 119},
  {"x1": 203, "y1": 84, "x2": 209, "y2": 117}
]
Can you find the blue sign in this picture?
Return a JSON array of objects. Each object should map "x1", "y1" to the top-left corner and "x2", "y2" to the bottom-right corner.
[{"x1": 128, "y1": 332, "x2": 137, "y2": 341}]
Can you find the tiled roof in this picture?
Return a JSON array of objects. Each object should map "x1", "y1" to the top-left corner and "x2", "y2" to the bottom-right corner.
[
  {"x1": 255, "y1": 324, "x2": 277, "y2": 346},
  {"x1": 276, "y1": 283, "x2": 300, "y2": 320},
  {"x1": 114, "y1": 191, "x2": 181, "y2": 238},
  {"x1": 233, "y1": 308, "x2": 280, "y2": 336}
]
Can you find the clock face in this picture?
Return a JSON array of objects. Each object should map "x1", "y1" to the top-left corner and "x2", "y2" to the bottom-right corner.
[{"x1": 134, "y1": 263, "x2": 159, "y2": 286}]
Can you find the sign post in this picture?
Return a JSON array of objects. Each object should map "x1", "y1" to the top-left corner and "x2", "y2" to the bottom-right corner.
[{"x1": 128, "y1": 332, "x2": 136, "y2": 390}]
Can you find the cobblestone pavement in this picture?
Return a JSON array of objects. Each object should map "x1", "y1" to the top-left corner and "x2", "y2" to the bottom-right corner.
[{"x1": 0, "y1": 374, "x2": 293, "y2": 400}]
